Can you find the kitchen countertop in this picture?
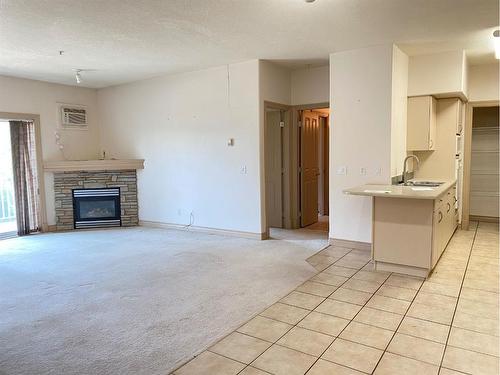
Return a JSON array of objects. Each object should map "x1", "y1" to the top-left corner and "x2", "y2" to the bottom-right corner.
[{"x1": 344, "y1": 179, "x2": 457, "y2": 200}]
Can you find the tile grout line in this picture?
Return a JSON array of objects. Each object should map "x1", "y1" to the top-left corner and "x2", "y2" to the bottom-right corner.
[
  {"x1": 236, "y1": 246, "x2": 364, "y2": 374},
  {"x1": 368, "y1": 272, "x2": 426, "y2": 374},
  {"x1": 437, "y1": 224, "x2": 479, "y2": 373},
  {"x1": 172, "y1": 243, "x2": 346, "y2": 374},
  {"x1": 302, "y1": 260, "x2": 393, "y2": 374}
]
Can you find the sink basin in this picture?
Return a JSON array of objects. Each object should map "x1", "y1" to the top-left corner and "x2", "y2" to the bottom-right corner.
[{"x1": 401, "y1": 181, "x2": 444, "y2": 187}]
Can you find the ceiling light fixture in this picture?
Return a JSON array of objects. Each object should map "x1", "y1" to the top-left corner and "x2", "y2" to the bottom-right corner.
[
  {"x1": 305, "y1": 0, "x2": 316, "y2": 3},
  {"x1": 494, "y1": 30, "x2": 500, "y2": 59}
]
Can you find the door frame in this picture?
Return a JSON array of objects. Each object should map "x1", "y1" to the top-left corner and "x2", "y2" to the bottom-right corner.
[
  {"x1": 263, "y1": 101, "x2": 292, "y2": 235},
  {"x1": 293, "y1": 102, "x2": 329, "y2": 228},
  {"x1": 0, "y1": 112, "x2": 48, "y2": 232},
  {"x1": 461, "y1": 100, "x2": 499, "y2": 229}
]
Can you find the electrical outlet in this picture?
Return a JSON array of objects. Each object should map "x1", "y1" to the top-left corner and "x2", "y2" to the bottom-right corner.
[
  {"x1": 360, "y1": 167, "x2": 367, "y2": 176},
  {"x1": 240, "y1": 165, "x2": 247, "y2": 174},
  {"x1": 336, "y1": 166, "x2": 347, "y2": 175},
  {"x1": 375, "y1": 167, "x2": 382, "y2": 176}
]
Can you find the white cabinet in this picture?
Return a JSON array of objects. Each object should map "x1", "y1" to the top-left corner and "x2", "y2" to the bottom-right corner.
[
  {"x1": 407, "y1": 96, "x2": 437, "y2": 151},
  {"x1": 431, "y1": 185, "x2": 458, "y2": 268}
]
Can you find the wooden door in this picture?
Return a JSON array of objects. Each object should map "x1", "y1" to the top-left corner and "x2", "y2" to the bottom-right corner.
[
  {"x1": 300, "y1": 110, "x2": 320, "y2": 227},
  {"x1": 265, "y1": 110, "x2": 283, "y2": 228}
]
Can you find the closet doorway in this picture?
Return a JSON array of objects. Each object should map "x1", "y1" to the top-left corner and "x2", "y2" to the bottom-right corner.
[
  {"x1": 469, "y1": 106, "x2": 499, "y2": 221},
  {"x1": 0, "y1": 113, "x2": 46, "y2": 239},
  {"x1": 463, "y1": 101, "x2": 500, "y2": 228}
]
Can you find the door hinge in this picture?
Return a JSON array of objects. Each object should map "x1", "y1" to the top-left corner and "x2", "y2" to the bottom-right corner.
[
  {"x1": 298, "y1": 211, "x2": 302, "y2": 217},
  {"x1": 298, "y1": 121, "x2": 302, "y2": 128},
  {"x1": 298, "y1": 167, "x2": 302, "y2": 173},
  {"x1": 279, "y1": 121, "x2": 285, "y2": 128}
]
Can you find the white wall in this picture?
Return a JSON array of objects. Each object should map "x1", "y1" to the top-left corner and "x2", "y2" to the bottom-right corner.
[
  {"x1": 468, "y1": 63, "x2": 499, "y2": 102},
  {"x1": 291, "y1": 65, "x2": 329, "y2": 105},
  {"x1": 390, "y1": 46, "x2": 409, "y2": 177},
  {"x1": 330, "y1": 45, "x2": 393, "y2": 243},
  {"x1": 259, "y1": 61, "x2": 291, "y2": 105},
  {"x1": 408, "y1": 50, "x2": 467, "y2": 98},
  {"x1": 98, "y1": 60, "x2": 263, "y2": 234},
  {"x1": 0, "y1": 75, "x2": 100, "y2": 225}
]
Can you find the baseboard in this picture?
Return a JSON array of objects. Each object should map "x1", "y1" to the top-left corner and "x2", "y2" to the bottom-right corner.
[
  {"x1": 329, "y1": 238, "x2": 371, "y2": 252},
  {"x1": 470, "y1": 215, "x2": 499, "y2": 223},
  {"x1": 140, "y1": 220, "x2": 267, "y2": 240},
  {"x1": 374, "y1": 261, "x2": 428, "y2": 278}
]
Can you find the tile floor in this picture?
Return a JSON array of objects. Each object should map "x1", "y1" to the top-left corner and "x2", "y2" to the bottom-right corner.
[{"x1": 173, "y1": 222, "x2": 499, "y2": 375}]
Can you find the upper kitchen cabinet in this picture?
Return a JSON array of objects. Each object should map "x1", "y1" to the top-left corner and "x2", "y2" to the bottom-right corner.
[
  {"x1": 408, "y1": 50, "x2": 468, "y2": 101},
  {"x1": 407, "y1": 95, "x2": 437, "y2": 151}
]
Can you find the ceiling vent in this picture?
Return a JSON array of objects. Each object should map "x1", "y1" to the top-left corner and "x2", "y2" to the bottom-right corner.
[{"x1": 59, "y1": 104, "x2": 88, "y2": 129}]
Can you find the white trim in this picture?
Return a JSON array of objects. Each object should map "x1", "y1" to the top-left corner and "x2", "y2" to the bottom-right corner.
[
  {"x1": 140, "y1": 220, "x2": 267, "y2": 240},
  {"x1": 44, "y1": 159, "x2": 145, "y2": 172}
]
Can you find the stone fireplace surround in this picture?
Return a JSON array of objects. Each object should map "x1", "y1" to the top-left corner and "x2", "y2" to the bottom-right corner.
[
  {"x1": 53, "y1": 170, "x2": 139, "y2": 231},
  {"x1": 45, "y1": 159, "x2": 144, "y2": 231}
]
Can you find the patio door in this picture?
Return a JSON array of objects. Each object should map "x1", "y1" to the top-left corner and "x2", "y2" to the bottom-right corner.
[{"x1": 0, "y1": 121, "x2": 17, "y2": 238}]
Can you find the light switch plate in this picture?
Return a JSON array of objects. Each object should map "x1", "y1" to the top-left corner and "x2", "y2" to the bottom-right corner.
[{"x1": 336, "y1": 166, "x2": 347, "y2": 175}]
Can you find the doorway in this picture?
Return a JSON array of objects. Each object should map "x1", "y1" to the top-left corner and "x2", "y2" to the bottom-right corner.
[
  {"x1": 469, "y1": 106, "x2": 499, "y2": 222},
  {"x1": 263, "y1": 103, "x2": 330, "y2": 236},
  {"x1": 0, "y1": 121, "x2": 17, "y2": 238},
  {"x1": 0, "y1": 114, "x2": 46, "y2": 238},
  {"x1": 264, "y1": 103, "x2": 293, "y2": 231},
  {"x1": 463, "y1": 101, "x2": 500, "y2": 228},
  {"x1": 299, "y1": 108, "x2": 329, "y2": 231}
]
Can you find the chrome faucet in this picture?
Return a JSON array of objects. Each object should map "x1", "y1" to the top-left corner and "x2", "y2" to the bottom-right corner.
[{"x1": 402, "y1": 155, "x2": 420, "y2": 185}]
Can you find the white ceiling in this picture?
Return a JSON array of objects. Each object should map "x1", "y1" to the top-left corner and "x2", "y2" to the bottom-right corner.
[{"x1": 0, "y1": 0, "x2": 498, "y2": 88}]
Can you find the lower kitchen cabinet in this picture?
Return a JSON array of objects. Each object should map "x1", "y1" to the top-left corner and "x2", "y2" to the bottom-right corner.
[{"x1": 372, "y1": 183, "x2": 458, "y2": 277}]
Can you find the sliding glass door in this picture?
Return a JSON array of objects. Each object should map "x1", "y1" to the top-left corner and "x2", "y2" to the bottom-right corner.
[{"x1": 0, "y1": 121, "x2": 17, "y2": 238}]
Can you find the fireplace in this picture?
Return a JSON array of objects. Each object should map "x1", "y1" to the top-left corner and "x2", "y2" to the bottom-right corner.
[{"x1": 72, "y1": 188, "x2": 121, "y2": 229}]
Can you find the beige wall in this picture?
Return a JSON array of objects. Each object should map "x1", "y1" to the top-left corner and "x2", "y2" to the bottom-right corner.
[
  {"x1": 0, "y1": 75, "x2": 100, "y2": 225},
  {"x1": 390, "y1": 46, "x2": 409, "y2": 177},
  {"x1": 98, "y1": 61, "x2": 263, "y2": 235},
  {"x1": 291, "y1": 65, "x2": 329, "y2": 105},
  {"x1": 330, "y1": 45, "x2": 394, "y2": 243},
  {"x1": 468, "y1": 63, "x2": 499, "y2": 102}
]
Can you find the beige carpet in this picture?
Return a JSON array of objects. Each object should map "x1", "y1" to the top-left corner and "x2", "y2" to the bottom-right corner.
[{"x1": 0, "y1": 226, "x2": 327, "y2": 375}]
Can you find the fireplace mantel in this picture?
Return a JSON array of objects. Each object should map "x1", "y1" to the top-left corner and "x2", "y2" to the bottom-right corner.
[{"x1": 44, "y1": 159, "x2": 145, "y2": 172}]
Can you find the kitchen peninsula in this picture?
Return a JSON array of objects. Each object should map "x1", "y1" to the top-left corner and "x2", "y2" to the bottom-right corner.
[{"x1": 345, "y1": 180, "x2": 458, "y2": 277}]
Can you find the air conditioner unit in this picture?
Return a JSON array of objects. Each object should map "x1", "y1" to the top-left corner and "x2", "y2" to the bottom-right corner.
[{"x1": 59, "y1": 105, "x2": 88, "y2": 129}]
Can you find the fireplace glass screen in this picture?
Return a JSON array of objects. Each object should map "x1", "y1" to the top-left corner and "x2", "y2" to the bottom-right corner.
[{"x1": 72, "y1": 188, "x2": 121, "y2": 229}]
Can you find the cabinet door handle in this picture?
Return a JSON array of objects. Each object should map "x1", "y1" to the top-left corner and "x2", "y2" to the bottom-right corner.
[
  {"x1": 429, "y1": 139, "x2": 433, "y2": 148},
  {"x1": 447, "y1": 203, "x2": 451, "y2": 212},
  {"x1": 438, "y1": 211, "x2": 443, "y2": 223}
]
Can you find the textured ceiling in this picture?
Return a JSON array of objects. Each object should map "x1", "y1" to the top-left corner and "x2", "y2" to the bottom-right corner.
[{"x1": 0, "y1": 0, "x2": 498, "y2": 88}]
